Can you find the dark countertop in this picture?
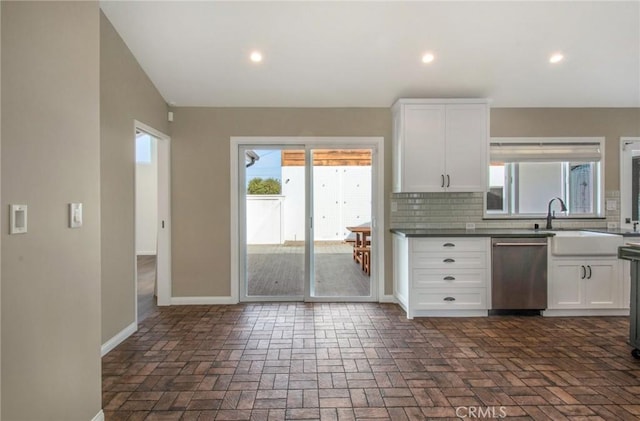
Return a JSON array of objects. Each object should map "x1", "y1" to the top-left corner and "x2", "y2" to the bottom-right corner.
[
  {"x1": 390, "y1": 228, "x2": 556, "y2": 238},
  {"x1": 391, "y1": 227, "x2": 640, "y2": 238}
]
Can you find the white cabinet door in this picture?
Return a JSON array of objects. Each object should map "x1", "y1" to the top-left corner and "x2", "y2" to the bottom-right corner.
[
  {"x1": 401, "y1": 105, "x2": 445, "y2": 192},
  {"x1": 549, "y1": 260, "x2": 583, "y2": 308},
  {"x1": 444, "y1": 104, "x2": 488, "y2": 192},
  {"x1": 585, "y1": 260, "x2": 620, "y2": 308},
  {"x1": 549, "y1": 258, "x2": 622, "y2": 309},
  {"x1": 392, "y1": 99, "x2": 488, "y2": 193}
]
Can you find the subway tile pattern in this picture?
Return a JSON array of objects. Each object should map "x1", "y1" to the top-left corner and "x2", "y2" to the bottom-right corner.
[
  {"x1": 103, "y1": 303, "x2": 640, "y2": 420},
  {"x1": 390, "y1": 191, "x2": 621, "y2": 230}
]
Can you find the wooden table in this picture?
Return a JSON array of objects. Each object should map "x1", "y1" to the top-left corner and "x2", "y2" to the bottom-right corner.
[{"x1": 347, "y1": 225, "x2": 371, "y2": 275}]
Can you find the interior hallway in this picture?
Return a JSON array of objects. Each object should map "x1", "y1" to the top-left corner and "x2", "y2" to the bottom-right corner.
[
  {"x1": 137, "y1": 255, "x2": 159, "y2": 322},
  {"x1": 102, "y1": 302, "x2": 640, "y2": 420}
]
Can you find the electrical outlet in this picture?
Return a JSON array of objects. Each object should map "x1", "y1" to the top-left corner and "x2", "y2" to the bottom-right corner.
[
  {"x1": 465, "y1": 222, "x2": 476, "y2": 230},
  {"x1": 391, "y1": 201, "x2": 398, "y2": 212},
  {"x1": 606, "y1": 200, "x2": 617, "y2": 211},
  {"x1": 607, "y1": 222, "x2": 618, "y2": 230}
]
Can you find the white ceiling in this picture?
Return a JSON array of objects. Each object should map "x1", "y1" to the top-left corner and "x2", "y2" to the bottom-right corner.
[{"x1": 100, "y1": 1, "x2": 640, "y2": 108}]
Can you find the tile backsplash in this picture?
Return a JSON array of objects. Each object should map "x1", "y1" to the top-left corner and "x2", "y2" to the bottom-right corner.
[{"x1": 390, "y1": 190, "x2": 620, "y2": 230}]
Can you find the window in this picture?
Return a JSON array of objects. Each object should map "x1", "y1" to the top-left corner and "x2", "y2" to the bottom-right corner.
[
  {"x1": 136, "y1": 133, "x2": 152, "y2": 164},
  {"x1": 486, "y1": 138, "x2": 604, "y2": 218}
]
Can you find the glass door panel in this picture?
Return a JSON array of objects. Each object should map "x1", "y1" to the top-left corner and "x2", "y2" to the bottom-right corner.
[
  {"x1": 241, "y1": 147, "x2": 305, "y2": 300},
  {"x1": 310, "y1": 148, "x2": 373, "y2": 298}
]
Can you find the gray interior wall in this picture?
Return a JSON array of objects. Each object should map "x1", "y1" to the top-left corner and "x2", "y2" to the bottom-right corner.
[
  {"x1": 1, "y1": 2, "x2": 102, "y2": 419},
  {"x1": 169, "y1": 107, "x2": 393, "y2": 297},
  {"x1": 100, "y1": 11, "x2": 168, "y2": 343},
  {"x1": 169, "y1": 107, "x2": 639, "y2": 299}
]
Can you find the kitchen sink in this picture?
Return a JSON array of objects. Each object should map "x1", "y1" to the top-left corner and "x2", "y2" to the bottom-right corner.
[{"x1": 551, "y1": 230, "x2": 622, "y2": 256}]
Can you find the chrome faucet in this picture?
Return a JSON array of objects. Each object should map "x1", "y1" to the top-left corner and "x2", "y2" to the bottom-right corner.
[{"x1": 546, "y1": 197, "x2": 567, "y2": 229}]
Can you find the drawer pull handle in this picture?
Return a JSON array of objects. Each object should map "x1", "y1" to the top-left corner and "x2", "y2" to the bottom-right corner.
[
  {"x1": 443, "y1": 276, "x2": 456, "y2": 281},
  {"x1": 443, "y1": 296, "x2": 456, "y2": 302},
  {"x1": 443, "y1": 243, "x2": 455, "y2": 247},
  {"x1": 443, "y1": 258, "x2": 455, "y2": 263}
]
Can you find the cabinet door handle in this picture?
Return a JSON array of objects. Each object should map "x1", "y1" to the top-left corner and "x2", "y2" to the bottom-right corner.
[
  {"x1": 443, "y1": 276, "x2": 456, "y2": 281},
  {"x1": 446, "y1": 174, "x2": 451, "y2": 188},
  {"x1": 581, "y1": 265, "x2": 586, "y2": 279},
  {"x1": 587, "y1": 265, "x2": 592, "y2": 279},
  {"x1": 441, "y1": 174, "x2": 445, "y2": 188},
  {"x1": 443, "y1": 243, "x2": 455, "y2": 247},
  {"x1": 443, "y1": 258, "x2": 455, "y2": 263},
  {"x1": 443, "y1": 296, "x2": 456, "y2": 302}
]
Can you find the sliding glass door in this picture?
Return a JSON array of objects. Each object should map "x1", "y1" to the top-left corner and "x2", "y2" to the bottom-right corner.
[
  {"x1": 239, "y1": 144, "x2": 376, "y2": 302},
  {"x1": 240, "y1": 146, "x2": 306, "y2": 300},
  {"x1": 310, "y1": 148, "x2": 373, "y2": 299}
]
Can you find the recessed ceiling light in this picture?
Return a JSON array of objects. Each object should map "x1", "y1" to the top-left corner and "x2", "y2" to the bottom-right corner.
[
  {"x1": 421, "y1": 52, "x2": 435, "y2": 64},
  {"x1": 549, "y1": 53, "x2": 564, "y2": 64},
  {"x1": 250, "y1": 51, "x2": 263, "y2": 63}
]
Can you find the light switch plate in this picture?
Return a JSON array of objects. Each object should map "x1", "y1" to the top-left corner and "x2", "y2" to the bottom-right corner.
[
  {"x1": 9, "y1": 204, "x2": 27, "y2": 234},
  {"x1": 606, "y1": 200, "x2": 617, "y2": 211},
  {"x1": 69, "y1": 203, "x2": 82, "y2": 228}
]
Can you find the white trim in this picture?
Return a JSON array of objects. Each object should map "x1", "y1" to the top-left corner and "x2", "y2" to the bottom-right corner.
[
  {"x1": 136, "y1": 251, "x2": 156, "y2": 256},
  {"x1": 134, "y1": 121, "x2": 172, "y2": 308},
  {"x1": 378, "y1": 294, "x2": 396, "y2": 303},
  {"x1": 620, "y1": 137, "x2": 640, "y2": 230},
  {"x1": 171, "y1": 296, "x2": 238, "y2": 305},
  {"x1": 91, "y1": 410, "x2": 105, "y2": 421},
  {"x1": 542, "y1": 309, "x2": 629, "y2": 317},
  {"x1": 230, "y1": 137, "x2": 385, "y2": 303},
  {"x1": 101, "y1": 321, "x2": 137, "y2": 357},
  {"x1": 409, "y1": 310, "x2": 489, "y2": 318}
]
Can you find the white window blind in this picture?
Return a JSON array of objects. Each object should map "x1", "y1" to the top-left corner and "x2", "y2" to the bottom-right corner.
[{"x1": 490, "y1": 140, "x2": 602, "y2": 163}]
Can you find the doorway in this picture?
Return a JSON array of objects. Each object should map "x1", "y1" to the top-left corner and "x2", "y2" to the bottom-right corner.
[
  {"x1": 134, "y1": 121, "x2": 171, "y2": 324},
  {"x1": 620, "y1": 137, "x2": 640, "y2": 230},
  {"x1": 232, "y1": 137, "x2": 384, "y2": 303}
]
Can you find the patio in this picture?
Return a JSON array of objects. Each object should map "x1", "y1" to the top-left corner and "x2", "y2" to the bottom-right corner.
[{"x1": 247, "y1": 242, "x2": 370, "y2": 297}]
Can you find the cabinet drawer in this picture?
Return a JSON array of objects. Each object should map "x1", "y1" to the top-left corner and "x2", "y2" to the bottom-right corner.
[
  {"x1": 412, "y1": 252, "x2": 486, "y2": 268},
  {"x1": 412, "y1": 268, "x2": 487, "y2": 288},
  {"x1": 412, "y1": 238, "x2": 486, "y2": 253},
  {"x1": 412, "y1": 288, "x2": 487, "y2": 310}
]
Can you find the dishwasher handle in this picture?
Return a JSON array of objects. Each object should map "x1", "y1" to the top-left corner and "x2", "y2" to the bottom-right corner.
[{"x1": 493, "y1": 242, "x2": 547, "y2": 247}]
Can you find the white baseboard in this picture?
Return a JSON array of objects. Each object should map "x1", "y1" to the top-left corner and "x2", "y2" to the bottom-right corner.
[
  {"x1": 101, "y1": 321, "x2": 137, "y2": 357},
  {"x1": 136, "y1": 251, "x2": 156, "y2": 256},
  {"x1": 411, "y1": 309, "x2": 489, "y2": 318},
  {"x1": 542, "y1": 308, "x2": 630, "y2": 317},
  {"x1": 91, "y1": 409, "x2": 105, "y2": 421},
  {"x1": 378, "y1": 294, "x2": 396, "y2": 303},
  {"x1": 171, "y1": 296, "x2": 238, "y2": 305}
]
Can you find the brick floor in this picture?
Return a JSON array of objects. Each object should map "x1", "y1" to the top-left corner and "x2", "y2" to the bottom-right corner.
[{"x1": 102, "y1": 303, "x2": 640, "y2": 420}]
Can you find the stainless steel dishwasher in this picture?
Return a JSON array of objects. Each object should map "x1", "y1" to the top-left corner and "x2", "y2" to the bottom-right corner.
[{"x1": 491, "y1": 237, "x2": 548, "y2": 312}]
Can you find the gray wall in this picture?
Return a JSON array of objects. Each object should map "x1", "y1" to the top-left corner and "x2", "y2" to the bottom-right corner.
[
  {"x1": 169, "y1": 107, "x2": 639, "y2": 298},
  {"x1": 1, "y1": 2, "x2": 102, "y2": 419},
  {"x1": 169, "y1": 107, "x2": 393, "y2": 296},
  {"x1": 100, "y1": 11, "x2": 168, "y2": 343}
]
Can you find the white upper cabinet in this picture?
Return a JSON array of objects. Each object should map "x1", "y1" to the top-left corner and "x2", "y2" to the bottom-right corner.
[{"x1": 392, "y1": 99, "x2": 489, "y2": 193}]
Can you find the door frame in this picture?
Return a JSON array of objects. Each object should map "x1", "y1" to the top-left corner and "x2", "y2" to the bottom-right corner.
[
  {"x1": 620, "y1": 137, "x2": 640, "y2": 230},
  {"x1": 230, "y1": 137, "x2": 385, "y2": 303},
  {"x1": 134, "y1": 120, "x2": 172, "y2": 314}
]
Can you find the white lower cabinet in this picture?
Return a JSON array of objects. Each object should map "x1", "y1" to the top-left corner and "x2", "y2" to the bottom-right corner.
[
  {"x1": 393, "y1": 235, "x2": 490, "y2": 318},
  {"x1": 545, "y1": 257, "x2": 628, "y2": 316}
]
